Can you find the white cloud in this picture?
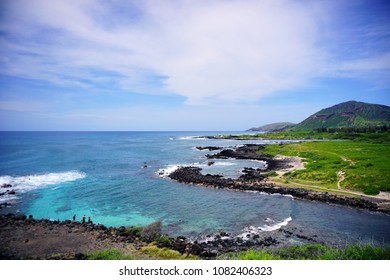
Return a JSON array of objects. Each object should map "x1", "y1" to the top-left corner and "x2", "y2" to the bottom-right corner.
[
  {"x1": 121, "y1": 0, "x2": 329, "y2": 103},
  {"x1": 328, "y1": 52, "x2": 390, "y2": 89},
  {"x1": 1, "y1": 0, "x2": 331, "y2": 102},
  {"x1": 338, "y1": 53, "x2": 390, "y2": 71},
  {"x1": 3, "y1": 0, "x2": 385, "y2": 106}
]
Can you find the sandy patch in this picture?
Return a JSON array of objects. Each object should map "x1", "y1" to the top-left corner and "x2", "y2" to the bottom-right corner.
[{"x1": 273, "y1": 155, "x2": 305, "y2": 177}]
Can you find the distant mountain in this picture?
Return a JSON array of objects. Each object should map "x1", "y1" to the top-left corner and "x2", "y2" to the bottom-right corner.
[
  {"x1": 247, "y1": 122, "x2": 296, "y2": 132},
  {"x1": 291, "y1": 101, "x2": 390, "y2": 131}
]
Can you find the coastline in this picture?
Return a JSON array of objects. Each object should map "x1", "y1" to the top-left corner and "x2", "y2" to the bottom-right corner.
[
  {"x1": 0, "y1": 213, "x2": 317, "y2": 260},
  {"x1": 167, "y1": 144, "x2": 390, "y2": 214},
  {"x1": 168, "y1": 166, "x2": 389, "y2": 213},
  {"x1": 1, "y1": 138, "x2": 389, "y2": 260}
]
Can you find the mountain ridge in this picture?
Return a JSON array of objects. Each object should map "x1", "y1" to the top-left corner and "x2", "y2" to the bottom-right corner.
[
  {"x1": 247, "y1": 122, "x2": 296, "y2": 132},
  {"x1": 248, "y1": 101, "x2": 390, "y2": 132},
  {"x1": 292, "y1": 101, "x2": 390, "y2": 131}
]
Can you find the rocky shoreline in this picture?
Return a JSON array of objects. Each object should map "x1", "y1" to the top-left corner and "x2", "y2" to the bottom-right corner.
[
  {"x1": 168, "y1": 144, "x2": 390, "y2": 214},
  {"x1": 0, "y1": 214, "x2": 320, "y2": 260},
  {"x1": 0, "y1": 183, "x2": 16, "y2": 210}
]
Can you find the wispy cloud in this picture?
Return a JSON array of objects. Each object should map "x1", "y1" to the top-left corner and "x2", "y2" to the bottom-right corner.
[
  {"x1": 1, "y1": 0, "x2": 389, "y2": 107},
  {"x1": 1, "y1": 0, "x2": 329, "y2": 104}
]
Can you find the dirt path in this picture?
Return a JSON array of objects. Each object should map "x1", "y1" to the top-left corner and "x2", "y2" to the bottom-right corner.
[
  {"x1": 337, "y1": 171, "x2": 345, "y2": 190},
  {"x1": 334, "y1": 158, "x2": 390, "y2": 201},
  {"x1": 269, "y1": 155, "x2": 390, "y2": 203}
]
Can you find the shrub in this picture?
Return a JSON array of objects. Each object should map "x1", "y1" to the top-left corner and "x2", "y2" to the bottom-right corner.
[
  {"x1": 126, "y1": 226, "x2": 142, "y2": 238},
  {"x1": 87, "y1": 249, "x2": 134, "y2": 260},
  {"x1": 363, "y1": 186, "x2": 380, "y2": 195},
  {"x1": 140, "y1": 220, "x2": 162, "y2": 242},
  {"x1": 277, "y1": 244, "x2": 328, "y2": 260},
  {"x1": 157, "y1": 236, "x2": 172, "y2": 247},
  {"x1": 231, "y1": 244, "x2": 390, "y2": 260},
  {"x1": 342, "y1": 245, "x2": 390, "y2": 260},
  {"x1": 141, "y1": 245, "x2": 199, "y2": 260},
  {"x1": 233, "y1": 249, "x2": 277, "y2": 260}
]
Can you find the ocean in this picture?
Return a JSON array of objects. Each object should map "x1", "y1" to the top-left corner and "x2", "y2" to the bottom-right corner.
[{"x1": 0, "y1": 131, "x2": 389, "y2": 246}]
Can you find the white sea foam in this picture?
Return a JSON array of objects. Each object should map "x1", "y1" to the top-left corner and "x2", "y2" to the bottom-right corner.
[
  {"x1": 177, "y1": 136, "x2": 207, "y2": 140},
  {"x1": 196, "y1": 161, "x2": 237, "y2": 167},
  {"x1": 157, "y1": 165, "x2": 181, "y2": 178},
  {"x1": 237, "y1": 217, "x2": 292, "y2": 239},
  {"x1": 235, "y1": 144, "x2": 245, "y2": 148},
  {"x1": 199, "y1": 217, "x2": 293, "y2": 243},
  {"x1": 213, "y1": 162, "x2": 236, "y2": 166},
  {"x1": 0, "y1": 193, "x2": 17, "y2": 203},
  {"x1": 177, "y1": 136, "x2": 197, "y2": 140},
  {"x1": 259, "y1": 217, "x2": 292, "y2": 231},
  {"x1": 0, "y1": 171, "x2": 86, "y2": 202},
  {"x1": 270, "y1": 193, "x2": 294, "y2": 199},
  {"x1": 246, "y1": 191, "x2": 294, "y2": 200}
]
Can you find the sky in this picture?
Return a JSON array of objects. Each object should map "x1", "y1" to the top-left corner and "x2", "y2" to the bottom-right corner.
[{"x1": 0, "y1": 0, "x2": 389, "y2": 131}]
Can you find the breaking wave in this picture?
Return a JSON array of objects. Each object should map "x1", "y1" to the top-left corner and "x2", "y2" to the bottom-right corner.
[
  {"x1": 237, "y1": 217, "x2": 292, "y2": 239},
  {"x1": 258, "y1": 217, "x2": 292, "y2": 231},
  {"x1": 0, "y1": 171, "x2": 86, "y2": 203},
  {"x1": 157, "y1": 165, "x2": 181, "y2": 178}
]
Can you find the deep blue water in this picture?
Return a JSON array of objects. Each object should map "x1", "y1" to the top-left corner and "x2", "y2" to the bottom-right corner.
[{"x1": 0, "y1": 131, "x2": 389, "y2": 246}]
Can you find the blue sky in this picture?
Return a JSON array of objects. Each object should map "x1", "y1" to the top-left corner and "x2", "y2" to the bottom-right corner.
[{"x1": 0, "y1": 0, "x2": 389, "y2": 131}]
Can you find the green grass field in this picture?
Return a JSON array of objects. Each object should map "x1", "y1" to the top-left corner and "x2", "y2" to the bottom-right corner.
[
  {"x1": 232, "y1": 131, "x2": 390, "y2": 143},
  {"x1": 261, "y1": 139, "x2": 390, "y2": 195}
]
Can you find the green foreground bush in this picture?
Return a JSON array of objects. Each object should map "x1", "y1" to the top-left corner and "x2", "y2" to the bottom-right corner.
[
  {"x1": 87, "y1": 249, "x2": 135, "y2": 260},
  {"x1": 230, "y1": 244, "x2": 390, "y2": 260},
  {"x1": 87, "y1": 244, "x2": 389, "y2": 260}
]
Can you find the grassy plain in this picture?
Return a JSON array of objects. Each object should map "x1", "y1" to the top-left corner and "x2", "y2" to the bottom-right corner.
[
  {"x1": 261, "y1": 140, "x2": 390, "y2": 195},
  {"x1": 236, "y1": 130, "x2": 390, "y2": 143},
  {"x1": 225, "y1": 131, "x2": 389, "y2": 195}
]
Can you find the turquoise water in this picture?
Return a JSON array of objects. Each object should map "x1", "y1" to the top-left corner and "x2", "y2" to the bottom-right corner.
[{"x1": 0, "y1": 131, "x2": 389, "y2": 245}]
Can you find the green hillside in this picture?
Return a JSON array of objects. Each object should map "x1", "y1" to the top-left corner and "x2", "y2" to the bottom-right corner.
[{"x1": 291, "y1": 101, "x2": 390, "y2": 131}]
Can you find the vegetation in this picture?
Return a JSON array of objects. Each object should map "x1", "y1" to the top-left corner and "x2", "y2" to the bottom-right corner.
[
  {"x1": 236, "y1": 101, "x2": 390, "y2": 195},
  {"x1": 125, "y1": 226, "x2": 142, "y2": 238},
  {"x1": 261, "y1": 140, "x2": 390, "y2": 194},
  {"x1": 290, "y1": 101, "x2": 390, "y2": 131},
  {"x1": 243, "y1": 130, "x2": 390, "y2": 143},
  {"x1": 248, "y1": 122, "x2": 296, "y2": 132},
  {"x1": 228, "y1": 244, "x2": 390, "y2": 260},
  {"x1": 157, "y1": 235, "x2": 172, "y2": 247},
  {"x1": 247, "y1": 101, "x2": 390, "y2": 133},
  {"x1": 216, "y1": 131, "x2": 390, "y2": 195},
  {"x1": 140, "y1": 220, "x2": 163, "y2": 242},
  {"x1": 86, "y1": 244, "x2": 389, "y2": 260},
  {"x1": 86, "y1": 246, "x2": 198, "y2": 260},
  {"x1": 87, "y1": 249, "x2": 135, "y2": 260},
  {"x1": 140, "y1": 244, "x2": 200, "y2": 260},
  {"x1": 77, "y1": 220, "x2": 197, "y2": 260}
]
